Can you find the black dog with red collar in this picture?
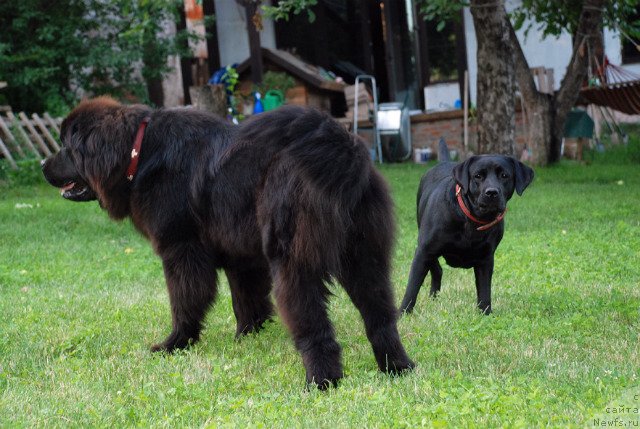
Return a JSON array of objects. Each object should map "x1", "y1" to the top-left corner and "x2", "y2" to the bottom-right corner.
[{"x1": 400, "y1": 141, "x2": 534, "y2": 314}]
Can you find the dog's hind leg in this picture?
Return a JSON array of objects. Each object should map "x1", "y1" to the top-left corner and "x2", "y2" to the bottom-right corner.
[
  {"x1": 429, "y1": 260, "x2": 443, "y2": 297},
  {"x1": 400, "y1": 247, "x2": 432, "y2": 313},
  {"x1": 225, "y1": 265, "x2": 274, "y2": 338},
  {"x1": 337, "y1": 177, "x2": 414, "y2": 375},
  {"x1": 338, "y1": 245, "x2": 415, "y2": 376},
  {"x1": 152, "y1": 241, "x2": 218, "y2": 352},
  {"x1": 272, "y1": 265, "x2": 343, "y2": 389}
]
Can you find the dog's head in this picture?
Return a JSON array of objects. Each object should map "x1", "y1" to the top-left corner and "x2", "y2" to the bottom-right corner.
[
  {"x1": 42, "y1": 96, "x2": 126, "y2": 202},
  {"x1": 42, "y1": 97, "x2": 151, "y2": 219},
  {"x1": 453, "y1": 155, "x2": 534, "y2": 218}
]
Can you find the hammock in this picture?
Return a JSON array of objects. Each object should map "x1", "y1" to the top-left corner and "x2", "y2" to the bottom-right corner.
[{"x1": 580, "y1": 57, "x2": 640, "y2": 115}]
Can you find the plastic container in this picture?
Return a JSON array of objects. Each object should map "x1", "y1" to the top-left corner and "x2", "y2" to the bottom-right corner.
[
  {"x1": 263, "y1": 90, "x2": 284, "y2": 111},
  {"x1": 252, "y1": 92, "x2": 264, "y2": 114}
]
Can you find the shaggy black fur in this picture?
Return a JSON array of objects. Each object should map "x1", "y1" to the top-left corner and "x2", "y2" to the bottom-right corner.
[
  {"x1": 42, "y1": 98, "x2": 414, "y2": 389},
  {"x1": 399, "y1": 140, "x2": 534, "y2": 314}
]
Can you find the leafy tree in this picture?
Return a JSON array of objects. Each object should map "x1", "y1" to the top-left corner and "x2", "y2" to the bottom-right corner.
[
  {"x1": 261, "y1": 0, "x2": 318, "y2": 22},
  {"x1": 0, "y1": 1, "x2": 88, "y2": 114},
  {"x1": 0, "y1": 0, "x2": 192, "y2": 115},
  {"x1": 419, "y1": 0, "x2": 640, "y2": 165},
  {"x1": 509, "y1": 0, "x2": 639, "y2": 163}
]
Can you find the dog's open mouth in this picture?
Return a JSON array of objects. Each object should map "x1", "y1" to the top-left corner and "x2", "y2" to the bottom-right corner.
[{"x1": 59, "y1": 181, "x2": 95, "y2": 201}]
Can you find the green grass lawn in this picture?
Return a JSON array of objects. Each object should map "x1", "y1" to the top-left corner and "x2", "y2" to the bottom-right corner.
[{"x1": 1, "y1": 158, "x2": 639, "y2": 427}]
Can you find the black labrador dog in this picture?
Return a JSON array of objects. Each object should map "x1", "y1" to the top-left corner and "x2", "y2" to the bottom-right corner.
[{"x1": 400, "y1": 141, "x2": 534, "y2": 314}]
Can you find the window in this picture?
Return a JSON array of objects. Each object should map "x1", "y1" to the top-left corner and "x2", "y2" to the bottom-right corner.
[{"x1": 424, "y1": 20, "x2": 459, "y2": 82}]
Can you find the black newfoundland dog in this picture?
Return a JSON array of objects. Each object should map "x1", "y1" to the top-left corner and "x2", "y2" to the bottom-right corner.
[{"x1": 42, "y1": 97, "x2": 413, "y2": 388}]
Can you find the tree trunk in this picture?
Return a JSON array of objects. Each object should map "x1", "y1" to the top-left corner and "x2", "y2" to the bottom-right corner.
[
  {"x1": 470, "y1": 0, "x2": 516, "y2": 155},
  {"x1": 552, "y1": 0, "x2": 605, "y2": 162},
  {"x1": 509, "y1": 0, "x2": 605, "y2": 165},
  {"x1": 508, "y1": 18, "x2": 554, "y2": 165}
]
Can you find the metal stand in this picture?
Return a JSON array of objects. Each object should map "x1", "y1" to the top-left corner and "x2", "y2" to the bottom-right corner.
[{"x1": 353, "y1": 75, "x2": 382, "y2": 164}]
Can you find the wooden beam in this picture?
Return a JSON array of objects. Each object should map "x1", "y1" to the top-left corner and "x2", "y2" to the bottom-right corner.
[
  {"x1": 455, "y1": 9, "x2": 469, "y2": 110},
  {"x1": 244, "y1": 2, "x2": 263, "y2": 84},
  {"x1": 381, "y1": 0, "x2": 403, "y2": 101},
  {"x1": 32, "y1": 113, "x2": 61, "y2": 152},
  {"x1": 263, "y1": 49, "x2": 344, "y2": 91},
  {"x1": 414, "y1": 1, "x2": 431, "y2": 92},
  {"x1": 358, "y1": 0, "x2": 375, "y2": 74},
  {"x1": 202, "y1": 0, "x2": 220, "y2": 76},
  {"x1": 5, "y1": 112, "x2": 42, "y2": 159},
  {"x1": 464, "y1": 70, "x2": 469, "y2": 152},
  {"x1": 0, "y1": 115, "x2": 26, "y2": 158},
  {"x1": 18, "y1": 112, "x2": 52, "y2": 157},
  {"x1": 177, "y1": 6, "x2": 193, "y2": 105},
  {"x1": 0, "y1": 136, "x2": 18, "y2": 169},
  {"x1": 43, "y1": 112, "x2": 61, "y2": 135}
]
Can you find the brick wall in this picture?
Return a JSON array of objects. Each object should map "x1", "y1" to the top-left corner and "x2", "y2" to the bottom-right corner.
[
  {"x1": 410, "y1": 110, "x2": 528, "y2": 158},
  {"x1": 354, "y1": 109, "x2": 533, "y2": 161}
]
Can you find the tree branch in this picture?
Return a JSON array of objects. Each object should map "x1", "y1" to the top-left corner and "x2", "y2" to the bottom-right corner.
[
  {"x1": 555, "y1": 0, "x2": 605, "y2": 112},
  {"x1": 507, "y1": 16, "x2": 538, "y2": 105}
]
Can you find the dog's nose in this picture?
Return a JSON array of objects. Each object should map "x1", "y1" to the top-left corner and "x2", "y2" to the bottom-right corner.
[{"x1": 485, "y1": 188, "x2": 499, "y2": 198}]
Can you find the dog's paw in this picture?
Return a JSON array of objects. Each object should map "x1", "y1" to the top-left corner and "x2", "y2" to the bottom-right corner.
[
  {"x1": 477, "y1": 302, "x2": 492, "y2": 315},
  {"x1": 150, "y1": 331, "x2": 195, "y2": 352},
  {"x1": 380, "y1": 357, "x2": 415, "y2": 376},
  {"x1": 303, "y1": 356, "x2": 344, "y2": 391},
  {"x1": 234, "y1": 317, "x2": 273, "y2": 339},
  {"x1": 306, "y1": 370, "x2": 343, "y2": 390}
]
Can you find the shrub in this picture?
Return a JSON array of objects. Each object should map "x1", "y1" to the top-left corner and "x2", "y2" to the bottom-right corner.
[
  {"x1": 0, "y1": 159, "x2": 46, "y2": 188},
  {"x1": 587, "y1": 135, "x2": 640, "y2": 164}
]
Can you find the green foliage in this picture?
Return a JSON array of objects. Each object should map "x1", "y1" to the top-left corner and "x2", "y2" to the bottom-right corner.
[
  {"x1": 417, "y1": 0, "x2": 467, "y2": 29},
  {"x1": 0, "y1": 1, "x2": 88, "y2": 114},
  {"x1": 0, "y1": 159, "x2": 46, "y2": 188},
  {"x1": 510, "y1": 0, "x2": 640, "y2": 39},
  {"x1": 222, "y1": 65, "x2": 240, "y2": 95},
  {"x1": 0, "y1": 0, "x2": 193, "y2": 113},
  {"x1": 259, "y1": 71, "x2": 296, "y2": 94},
  {"x1": 416, "y1": 0, "x2": 640, "y2": 40},
  {"x1": 261, "y1": 0, "x2": 318, "y2": 23}
]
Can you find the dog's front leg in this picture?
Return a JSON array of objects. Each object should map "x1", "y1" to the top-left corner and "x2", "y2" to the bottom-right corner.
[
  {"x1": 400, "y1": 247, "x2": 432, "y2": 313},
  {"x1": 473, "y1": 258, "x2": 494, "y2": 314},
  {"x1": 152, "y1": 241, "x2": 218, "y2": 352}
]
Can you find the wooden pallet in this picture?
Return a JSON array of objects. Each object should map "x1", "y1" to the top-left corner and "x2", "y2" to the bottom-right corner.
[{"x1": 0, "y1": 112, "x2": 63, "y2": 169}]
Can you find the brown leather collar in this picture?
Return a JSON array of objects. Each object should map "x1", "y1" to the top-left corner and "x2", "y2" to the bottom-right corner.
[
  {"x1": 126, "y1": 117, "x2": 151, "y2": 181},
  {"x1": 455, "y1": 184, "x2": 506, "y2": 231}
]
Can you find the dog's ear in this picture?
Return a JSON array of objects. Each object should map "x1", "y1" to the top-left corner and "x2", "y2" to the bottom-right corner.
[
  {"x1": 511, "y1": 158, "x2": 534, "y2": 196},
  {"x1": 453, "y1": 156, "x2": 477, "y2": 194}
]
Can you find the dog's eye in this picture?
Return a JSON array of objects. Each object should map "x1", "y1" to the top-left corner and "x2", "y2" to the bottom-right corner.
[
  {"x1": 474, "y1": 173, "x2": 483, "y2": 180},
  {"x1": 500, "y1": 172, "x2": 510, "y2": 179}
]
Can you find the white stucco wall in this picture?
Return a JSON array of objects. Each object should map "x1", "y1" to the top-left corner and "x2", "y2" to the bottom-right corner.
[{"x1": 214, "y1": 0, "x2": 277, "y2": 68}]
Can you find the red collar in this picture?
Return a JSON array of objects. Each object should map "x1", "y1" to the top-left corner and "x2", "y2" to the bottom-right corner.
[
  {"x1": 126, "y1": 117, "x2": 150, "y2": 181},
  {"x1": 455, "y1": 184, "x2": 506, "y2": 231}
]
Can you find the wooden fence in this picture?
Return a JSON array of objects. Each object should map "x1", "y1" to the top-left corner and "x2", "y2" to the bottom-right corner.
[{"x1": 0, "y1": 112, "x2": 63, "y2": 170}]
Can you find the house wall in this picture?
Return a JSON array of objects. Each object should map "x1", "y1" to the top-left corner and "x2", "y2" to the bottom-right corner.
[
  {"x1": 214, "y1": 0, "x2": 277, "y2": 68},
  {"x1": 409, "y1": 110, "x2": 528, "y2": 158},
  {"x1": 355, "y1": 110, "x2": 529, "y2": 161}
]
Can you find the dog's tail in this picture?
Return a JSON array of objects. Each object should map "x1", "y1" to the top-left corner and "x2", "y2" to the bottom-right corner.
[{"x1": 437, "y1": 137, "x2": 450, "y2": 162}]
